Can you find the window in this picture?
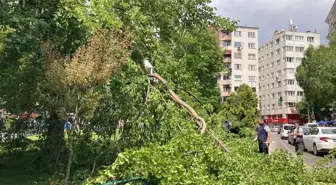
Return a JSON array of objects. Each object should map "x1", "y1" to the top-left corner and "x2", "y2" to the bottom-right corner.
[
  {"x1": 261, "y1": 56, "x2": 264, "y2": 60},
  {"x1": 276, "y1": 49, "x2": 280, "y2": 55},
  {"x1": 285, "y1": 91, "x2": 295, "y2": 96},
  {"x1": 248, "y1": 32, "x2": 256, "y2": 38},
  {"x1": 270, "y1": 62, "x2": 274, "y2": 68},
  {"x1": 220, "y1": 30, "x2": 230, "y2": 37},
  {"x1": 258, "y1": 48, "x2": 260, "y2": 53},
  {"x1": 234, "y1": 53, "x2": 242, "y2": 59},
  {"x1": 234, "y1": 75, "x2": 242, "y2": 80},
  {"x1": 285, "y1": 57, "x2": 294, "y2": 63},
  {"x1": 270, "y1": 42, "x2": 273, "y2": 47},
  {"x1": 297, "y1": 91, "x2": 304, "y2": 96},
  {"x1": 295, "y1": 47, "x2": 304, "y2": 52},
  {"x1": 266, "y1": 54, "x2": 269, "y2": 59},
  {"x1": 266, "y1": 64, "x2": 269, "y2": 69},
  {"x1": 276, "y1": 38, "x2": 280, "y2": 44},
  {"x1": 267, "y1": 84, "x2": 270, "y2": 89},
  {"x1": 271, "y1": 93, "x2": 275, "y2": 98},
  {"x1": 266, "y1": 74, "x2": 269, "y2": 79},
  {"x1": 271, "y1": 52, "x2": 274, "y2": 58},
  {"x1": 222, "y1": 75, "x2": 230, "y2": 80},
  {"x1": 276, "y1": 60, "x2": 280, "y2": 65},
  {"x1": 295, "y1": 36, "x2": 304, "y2": 41},
  {"x1": 252, "y1": 87, "x2": 256, "y2": 92},
  {"x1": 223, "y1": 85, "x2": 231, "y2": 92},
  {"x1": 234, "y1": 42, "x2": 242, "y2": 48},
  {"x1": 261, "y1": 66, "x2": 264, "y2": 71},
  {"x1": 265, "y1": 44, "x2": 268, "y2": 49},
  {"x1": 271, "y1": 72, "x2": 274, "y2": 78},
  {"x1": 285, "y1": 35, "x2": 293, "y2": 40},
  {"x1": 271, "y1": 83, "x2": 275, "y2": 89},
  {"x1": 277, "y1": 92, "x2": 281, "y2": 97},
  {"x1": 286, "y1": 102, "x2": 296, "y2": 107},
  {"x1": 222, "y1": 41, "x2": 231, "y2": 47},
  {"x1": 248, "y1": 43, "x2": 256, "y2": 49},
  {"x1": 234, "y1": 86, "x2": 239, "y2": 91},
  {"x1": 248, "y1": 53, "x2": 256, "y2": 60},
  {"x1": 234, "y1": 31, "x2": 242, "y2": 37},
  {"x1": 234, "y1": 64, "x2": 242, "y2": 70},
  {"x1": 277, "y1": 81, "x2": 281, "y2": 87},
  {"x1": 286, "y1": 80, "x2": 295, "y2": 85},
  {"x1": 307, "y1": 36, "x2": 315, "y2": 42},
  {"x1": 296, "y1": 58, "x2": 302, "y2": 63},
  {"x1": 249, "y1": 76, "x2": 256, "y2": 81},
  {"x1": 283, "y1": 46, "x2": 294, "y2": 52},
  {"x1": 272, "y1": 104, "x2": 275, "y2": 110},
  {"x1": 248, "y1": 65, "x2": 256, "y2": 71}
]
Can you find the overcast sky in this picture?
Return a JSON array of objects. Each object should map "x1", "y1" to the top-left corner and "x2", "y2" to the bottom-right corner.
[{"x1": 211, "y1": 0, "x2": 333, "y2": 44}]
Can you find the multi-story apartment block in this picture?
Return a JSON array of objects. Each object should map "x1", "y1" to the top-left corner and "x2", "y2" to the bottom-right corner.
[
  {"x1": 217, "y1": 26, "x2": 259, "y2": 102},
  {"x1": 258, "y1": 26, "x2": 320, "y2": 126},
  {"x1": 326, "y1": 0, "x2": 336, "y2": 37}
]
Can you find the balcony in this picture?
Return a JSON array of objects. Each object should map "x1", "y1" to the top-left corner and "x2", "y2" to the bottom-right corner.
[
  {"x1": 221, "y1": 34, "x2": 232, "y2": 41},
  {"x1": 224, "y1": 57, "x2": 232, "y2": 62},
  {"x1": 219, "y1": 79, "x2": 232, "y2": 85},
  {"x1": 221, "y1": 91, "x2": 231, "y2": 97}
]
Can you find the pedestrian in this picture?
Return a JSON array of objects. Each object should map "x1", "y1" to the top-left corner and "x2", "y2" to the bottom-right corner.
[
  {"x1": 254, "y1": 119, "x2": 271, "y2": 155},
  {"x1": 224, "y1": 120, "x2": 231, "y2": 133},
  {"x1": 290, "y1": 122, "x2": 304, "y2": 153}
]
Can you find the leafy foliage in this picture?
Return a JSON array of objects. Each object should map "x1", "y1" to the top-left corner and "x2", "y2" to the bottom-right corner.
[
  {"x1": 218, "y1": 84, "x2": 259, "y2": 136},
  {"x1": 296, "y1": 33, "x2": 336, "y2": 111}
]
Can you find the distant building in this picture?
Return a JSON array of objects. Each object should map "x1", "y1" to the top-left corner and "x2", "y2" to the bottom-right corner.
[
  {"x1": 258, "y1": 25, "x2": 320, "y2": 126},
  {"x1": 326, "y1": 0, "x2": 336, "y2": 37},
  {"x1": 217, "y1": 26, "x2": 259, "y2": 102}
]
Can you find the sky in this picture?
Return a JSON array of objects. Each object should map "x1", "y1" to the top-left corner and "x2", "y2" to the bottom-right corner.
[{"x1": 211, "y1": 0, "x2": 334, "y2": 44}]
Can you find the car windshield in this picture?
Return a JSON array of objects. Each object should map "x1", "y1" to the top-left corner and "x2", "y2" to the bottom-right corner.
[
  {"x1": 321, "y1": 129, "x2": 336, "y2": 134},
  {"x1": 284, "y1": 126, "x2": 293, "y2": 130}
]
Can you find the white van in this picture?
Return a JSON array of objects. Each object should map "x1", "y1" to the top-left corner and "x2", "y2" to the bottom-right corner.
[{"x1": 280, "y1": 124, "x2": 295, "y2": 139}]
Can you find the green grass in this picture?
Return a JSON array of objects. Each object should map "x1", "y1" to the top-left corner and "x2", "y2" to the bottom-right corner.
[{"x1": 0, "y1": 139, "x2": 44, "y2": 185}]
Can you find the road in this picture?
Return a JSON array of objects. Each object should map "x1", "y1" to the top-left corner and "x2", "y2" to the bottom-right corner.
[{"x1": 269, "y1": 132, "x2": 336, "y2": 166}]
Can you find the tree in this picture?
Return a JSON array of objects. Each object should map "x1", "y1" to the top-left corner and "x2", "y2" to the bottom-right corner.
[
  {"x1": 219, "y1": 84, "x2": 258, "y2": 136},
  {"x1": 296, "y1": 33, "x2": 336, "y2": 115},
  {"x1": 41, "y1": 29, "x2": 131, "y2": 184}
]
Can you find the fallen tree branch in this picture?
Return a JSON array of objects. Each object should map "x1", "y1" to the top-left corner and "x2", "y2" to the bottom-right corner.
[
  {"x1": 149, "y1": 73, "x2": 229, "y2": 152},
  {"x1": 149, "y1": 73, "x2": 206, "y2": 133}
]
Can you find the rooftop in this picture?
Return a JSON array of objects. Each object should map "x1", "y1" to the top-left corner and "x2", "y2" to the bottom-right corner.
[{"x1": 237, "y1": 25, "x2": 259, "y2": 30}]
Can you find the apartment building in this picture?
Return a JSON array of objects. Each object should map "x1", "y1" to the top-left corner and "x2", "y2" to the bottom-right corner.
[
  {"x1": 258, "y1": 26, "x2": 320, "y2": 126},
  {"x1": 217, "y1": 26, "x2": 259, "y2": 102},
  {"x1": 326, "y1": 0, "x2": 336, "y2": 37}
]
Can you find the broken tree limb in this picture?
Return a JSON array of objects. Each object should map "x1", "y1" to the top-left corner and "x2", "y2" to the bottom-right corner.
[
  {"x1": 149, "y1": 73, "x2": 206, "y2": 134},
  {"x1": 149, "y1": 73, "x2": 229, "y2": 152}
]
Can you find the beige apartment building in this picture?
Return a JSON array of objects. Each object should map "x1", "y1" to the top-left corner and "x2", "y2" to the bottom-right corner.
[
  {"x1": 258, "y1": 26, "x2": 320, "y2": 126},
  {"x1": 217, "y1": 26, "x2": 259, "y2": 102},
  {"x1": 326, "y1": 0, "x2": 336, "y2": 37}
]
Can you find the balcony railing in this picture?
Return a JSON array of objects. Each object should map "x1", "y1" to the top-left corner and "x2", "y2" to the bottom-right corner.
[
  {"x1": 224, "y1": 57, "x2": 232, "y2": 62},
  {"x1": 222, "y1": 34, "x2": 232, "y2": 41}
]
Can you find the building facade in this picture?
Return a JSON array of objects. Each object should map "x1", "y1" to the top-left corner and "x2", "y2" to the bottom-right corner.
[
  {"x1": 258, "y1": 27, "x2": 320, "y2": 126},
  {"x1": 217, "y1": 26, "x2": 259, "y2": 102},
  {"x1": 326, "y1": 0, "x2": 336, "y2": 37}
]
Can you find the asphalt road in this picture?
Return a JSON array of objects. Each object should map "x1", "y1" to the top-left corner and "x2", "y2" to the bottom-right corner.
[{"x1": 269, "y1": 132, "x2": 336, "y2": 166}]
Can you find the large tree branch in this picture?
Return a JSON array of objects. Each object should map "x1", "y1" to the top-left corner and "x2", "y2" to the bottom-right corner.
[
  {"x1": 149, "y1": 73, "x2": 206, "y2": 133},
  {"x1": 149, "y1": 73, "x2": 229, "y2": 152}
]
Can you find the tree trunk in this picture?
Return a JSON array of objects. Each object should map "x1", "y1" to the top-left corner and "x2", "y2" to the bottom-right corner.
[
  {"x1": 64, "y1": 126, "x2": 73, "y2": 185},
  {"x1": 40, "y1": 110, "x2": 65, "y2": 171}
]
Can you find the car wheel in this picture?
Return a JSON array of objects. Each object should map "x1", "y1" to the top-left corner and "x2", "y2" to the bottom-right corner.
[{"x1": 313, "y1": 144, "x2": 319, "y2": 156}]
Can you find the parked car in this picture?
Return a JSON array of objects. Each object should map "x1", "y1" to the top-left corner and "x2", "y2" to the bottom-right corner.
[
  {"x1": 280, "y1": 124, "x2": 295, "y2": 139},
  {"x1": 272, "y1": 126, "x2": 279, "y2": 132},
  {"x1": 303, "y1": 127, "x2": 336, "y2": 156},
  {"x1": 303, "y1": 123, "x2": 318, "y2": 128}
]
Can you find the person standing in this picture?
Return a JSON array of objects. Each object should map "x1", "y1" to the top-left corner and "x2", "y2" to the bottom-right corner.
[{"x1": 254, "y1": 119, "x2": 271, "y2": 155}]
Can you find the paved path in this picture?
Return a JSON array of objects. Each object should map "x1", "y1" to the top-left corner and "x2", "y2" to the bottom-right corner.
[{"x1": 269, "y1": 132, "x2": 336, "y2": 166}]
